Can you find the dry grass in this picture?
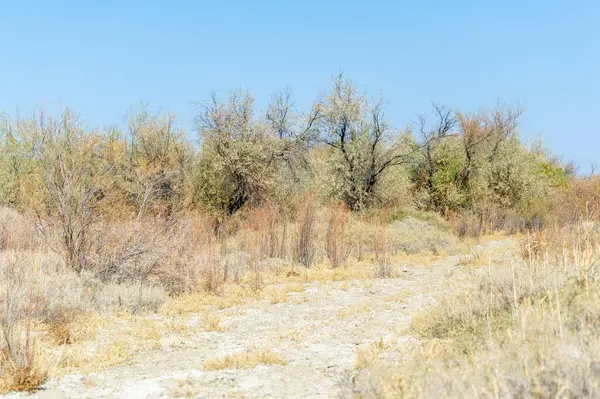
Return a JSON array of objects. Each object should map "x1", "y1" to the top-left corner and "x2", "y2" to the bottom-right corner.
[
  {"x1": 0, "y1": 202, "x2": 460, "y2": 393},
  {"x1": 201, "y1": 313, "x2": 223, "y2": 332},
  {"x1": 264, "y1": 282, "x2": 304, "y2": 304},
  {"x1": 251, "y1": 201, "x2": 288, "y2": 260},
  {"x1": 0, "y1": 253, "x2": 48, "y2": 393},
  {"x1": 346, "y1": 221, "x2": 600, "y2": 398},
  {"x1": 280, "y1": 330, "x2": 304, "y2": 343},
  {"x1": 161, "y1": 279, "x2": 307, "y2": 315},
  {"x1": 202, "y1": 348, "x2": 287, "y2": 371},
  {"x1": 46, "y1": 315, "x2": 75, "y2": 346},
  {"x1": 388, "y1": 216, "x2": 457, "y2": 255},
  {"x1": 294, "y1": 194, "x2": 317, "y2": 268},
  {"x1": 0, "y1": 363, "x2": 48, "y2": 394},
  {"x1": 338, "y1": 303, "x2": 371, "y2": 319},
  {"x1": 45, "y1": 313, "x2": 190, "y2": 375},
  {"x1": 373, "y1": 226, "x2": 392, "y2": 278},
  {"x1": 355, "y1": 346, "x2": 382, "y2": 371},
  {"x1": 456, "y1": 241, "x2": 515, "y2": 268},
  {"x1": 553, "y1": 176, "x2": 600, "y2": 224},
  {"x1": 325, "y1": 205, "x2": 351, "y2": 268},
  {"x1": 355, "y1": 338, "x2": 393, "y2": 370},
  {"x1": 384, "y1": 289, "x2": 414, "y2": 303},
  {"x1": 0, "y1": 207, "x2": 42, "y2": 252},
  {"x1": 169, "y1": 377, "x2": 202, "y2": 398},
  {"x1": 160, "y1": 286, "x2": 252, "y2": 316}
]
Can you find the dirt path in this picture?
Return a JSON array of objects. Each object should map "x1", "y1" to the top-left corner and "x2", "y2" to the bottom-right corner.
[{"x1": 11, "y1": 240, "x2": 512, "y2": 399}]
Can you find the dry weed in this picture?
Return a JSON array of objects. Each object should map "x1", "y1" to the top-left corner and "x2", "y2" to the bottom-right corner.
[
  {"x1": 203, "y1": 348, "x2": 287, "y2": 371},
  {"x1": 348, "y1": 221, "x2": 600, "y2": 398},
  {"x1": 0, "y1": 253, "x2": 48, "y2": 393},
  {"x1": 325, "y1": 205, "x2": 351, "y2": 268},
  {"x1": 373, "y1": 226, "x2": 392, "y2": 278},
  {"x1": 201, "y1": 313, "x2": 223, "y2": 332},
  {"x1": 294, "y1": 194, "x2": 317, "y2": 268}
]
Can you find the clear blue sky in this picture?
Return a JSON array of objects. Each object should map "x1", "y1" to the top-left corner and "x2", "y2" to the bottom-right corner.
[{"x1": 1, "y1": 1, "x2": 598, "y2": 170}]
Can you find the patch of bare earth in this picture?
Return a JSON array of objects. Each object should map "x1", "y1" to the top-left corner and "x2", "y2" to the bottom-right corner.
[{"x1": 5, "y1": 240, "x2": 513, "y2": 399}]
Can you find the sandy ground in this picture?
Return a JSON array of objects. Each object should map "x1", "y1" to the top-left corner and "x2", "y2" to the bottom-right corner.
[{"x1": 6, "y1": 240, "x2": 512, "y2": 399}]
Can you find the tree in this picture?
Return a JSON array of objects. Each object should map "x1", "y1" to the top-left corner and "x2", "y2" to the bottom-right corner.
[
  {"x1": 411, "y1": 104, "x2": 527, "y2": 215},
  {"x1": 194, "y1": 89, "x2": 320, "y2": 218},
  {"x1": 456, "y1": 104, "x2": 522, "y2": 204},
  {"x1": 15, "y1": 111, "x2": 112, "y2": 273},
  {"x1": 319, "y1": 74, "x2": 442, "y2": 210},
  {"x1": 411, "y1": 104, "x2": 458, "y2": 212},
  {"x1": 124, "y1": 107, "x2": 192, "y2": 219}
]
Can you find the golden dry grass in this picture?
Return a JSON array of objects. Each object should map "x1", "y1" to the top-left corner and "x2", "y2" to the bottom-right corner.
[
  {"x1": 161, "y1": 281, "x2": 307, "y2": 315},
  {"x1": 384, "y1": 289, "x2": 414, "y2": 303},
  {"x1": 201, "y1": 313, "x2": 223, "y2": 332},
  {"x1": 280, "y1": 330, "x2": 304, "y2": 343},
  {"x1": 355, "y1": 338, "x2": 395, "y2": 370},
  {"x1": 0, "y1": 203, "x2": 469, "y2": 394},
  {"x1": 202, "y1": 348, "x2": 287, "y2": 371},
  {"x1": 0, "y1": 363, "x2": 48, "y2": 394},
  {"x1": 346, "y1": 222, "x2": 600, "y2": 398},
  {"x1": 160, "y1": 288, "x2": 250, "y2": 316},
  {"x1": 338, "y1": 303, "x2": 371, "y2": 319},
  {"x1": 39, "y1": 313, "x2": 191, "y2": 376},
  {"x1": 355, "y1": 345, "x2": 382, "y2": 371},
  {"x1": 264, "y1": 282, "x2": 305, "y2": 304},
  {"x1": 169, "y1": 377, "x2": 201, "y2": 398}
]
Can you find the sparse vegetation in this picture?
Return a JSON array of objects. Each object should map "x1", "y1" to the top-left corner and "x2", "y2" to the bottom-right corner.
[
  {"x1": 0, "y1": 254, "x2": 47, "y2": 393},
  {"x1": 201, "y1": 313, "x2": 223, "y2": 332},
  {"x1": 202, "y1": 348, "x2": 287, "y2": 371},
  {"x1": 0, "y1": 76, "x2": 591, "y2": 397},
  {"x1": 325, "y1": 205, "x2": 351, "y2": 268},
  {"x1": 344, "y1": 204, "x2": 600, "y2": 397}
]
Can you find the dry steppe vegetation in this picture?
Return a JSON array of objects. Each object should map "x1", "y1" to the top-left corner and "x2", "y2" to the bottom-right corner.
[{"x1": 0, "y1": 75, "x2": 597, "y2": 398}]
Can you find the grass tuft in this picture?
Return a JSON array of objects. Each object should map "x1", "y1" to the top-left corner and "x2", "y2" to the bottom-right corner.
[{"x1": 202, "y1": 348, "x2": 287, "y2": 371}]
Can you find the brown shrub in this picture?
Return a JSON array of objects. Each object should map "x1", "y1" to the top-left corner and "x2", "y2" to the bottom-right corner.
[
  {"x1": 45, "y1": 309, "x2": 76, "y2": 346},
  {"x1": 449, "y1": 210, "x2": 483, "y2": 238},
  {"x1": 0, "y1": 254, "x2": 47, "y2": 393},
  {"x1": 0, "y1": 362, "x2": 47, "y2": 394},
  {"x1": 0, "y1": 208, "x2": 41, "y2": 252},
  {"x1": 349, "y1": 220, "x2": 600, "y2": 398},
  {"x1": 554, "y1": 176, "x2": 600, "y2": 224},
  {"x1": 325, "y1": 205, "x2": 350, "y2": 268},
  {"x1": 373, "y1": 226, "x2": 392, "y2": 278},
  {"x1": 294, "y1": 194, "x2": 317, "y2": 268},
  {"x1": 250, "y1": 202, "x2": 288, "y2": 260},
  {"x1": 198, "y1": 252, "x2": 225, "y2": 295}
]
